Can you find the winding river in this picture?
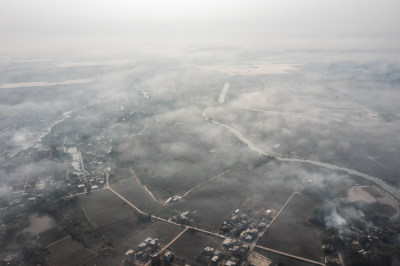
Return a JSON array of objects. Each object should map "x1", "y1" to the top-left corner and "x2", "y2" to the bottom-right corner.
[{"x1": 202, "y1": 110, "x2": 400, "y2": 200}]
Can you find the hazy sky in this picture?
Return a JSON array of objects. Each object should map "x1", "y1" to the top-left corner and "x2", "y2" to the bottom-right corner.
[{"x1": 1, "y1": 0, "x2": 400, "y2": 52}]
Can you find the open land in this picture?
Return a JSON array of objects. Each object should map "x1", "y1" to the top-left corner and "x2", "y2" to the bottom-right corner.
[
  {"x1": 254, "y1": 247, "x2": 319, "y2": 266},
  {"x1": 169, "y1": 230, "x2": 223, "y2": 264},
  {"x1": 110, "y1": 168, "x2": 164, "y2": 214},
  {"x1": 78, "y1": 189, "x2": 137, "y2": 227},
  {"x1": 258, "y1": 193, "x2": 324, "y2": 262},
  {"x1": 45, "y1": 236, "x2": 98, "y2": 266},
  {"x1": 93, "y1": 221, "x2": 182, "y2": 265}
]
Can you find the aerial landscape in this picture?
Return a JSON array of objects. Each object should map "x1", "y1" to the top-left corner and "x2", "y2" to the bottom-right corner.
[{"x1": 1, "y1": 1, "x2": 400, "y2": 265}]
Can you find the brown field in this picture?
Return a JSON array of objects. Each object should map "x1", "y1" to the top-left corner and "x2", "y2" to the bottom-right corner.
[
  {"x1": 46, "y1": 236, "x2": 98, "y2": 266},
  {"x1": 257, "y1": 193, "x2": 324, "y2": 262},
  {"x1": 78, "y1": 189, "x2": 137, "y2": 227}
]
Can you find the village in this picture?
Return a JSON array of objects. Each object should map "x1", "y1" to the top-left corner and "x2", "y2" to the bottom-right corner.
[
  {"x1": 1, "y1": 99, "x2": 399, "y2": 266},
  {"x1": 1, "y1": 135, "x2": 398, "y2": 266}
]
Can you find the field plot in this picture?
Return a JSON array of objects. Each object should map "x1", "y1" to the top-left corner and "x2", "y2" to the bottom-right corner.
[
  {"x1": 78, "y1": 189, "x2": 137, "y2": 227},
  {"x1": 172, "y1": 165, "x2": 294, "y2": 231},
  {"x1": 172, "y1": 174, "x2": 246, "y2": 231},
  {"x1": 254, "y1": 247, "x2": 318, "y2": 266},
  {"x1": 130, "y1": 120, "x2": 241, "y2": 199},
  {"x1": 46, "y1": 236, "x2": 98, "y2": 266},
  {"x1": 169, "y1": 230, "x2": 223, "y2": 264},
  {"x1": 96, "y1": 217, "x2": 149, "y2": 245},
  {"x1": 93, "y1": 221, "x2": 182, "y2": 265},
  {"x1": 258, "y1": 193, "x2": 324, "y2": 262},
  {"x1": 37, "y1": 226, "x2": 68, "y2": 247},
  {"x1": 116, "y1": 220, "x2": 182, "y2": 249},
  {"x1": 111, "y1": 169, "x2": 164, "y2": 214}
]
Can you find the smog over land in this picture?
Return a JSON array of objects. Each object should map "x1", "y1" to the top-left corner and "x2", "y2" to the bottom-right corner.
[{"x1": 1, "y1": 1, "x2": 400, "y2": 265}]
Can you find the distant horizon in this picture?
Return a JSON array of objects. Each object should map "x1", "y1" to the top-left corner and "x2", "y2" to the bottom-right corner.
[{"x1": 1, "y1": 0, "x2": 400, "y2": 53}]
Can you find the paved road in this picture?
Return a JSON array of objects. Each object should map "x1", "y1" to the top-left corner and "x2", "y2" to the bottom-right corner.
[
  {"x1": 268, "y1": 191, "x2": 299, "y2": 227},
  {"x1": 160, "y1": 227, "x2": 188, "y2": 253},
  {"x1": 62, "y1": 175, "x2": 325, "y2": 265},
  {"x1": 108, "y1": 186, "x2": 146, "y2": 215},
  {"x1": 105, "y1": 184, "x2": 326, "y2": 265},
  {"x1": 144, "y1": 227, "x2": 189, "y2": 266},
  {"x1": 180, "y1": 169, "x2": 232, "y2": 200}
]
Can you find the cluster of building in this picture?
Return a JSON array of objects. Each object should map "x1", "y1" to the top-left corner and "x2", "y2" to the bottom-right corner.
[
  {"x1": 170, "y1": 211, "x2": 192, "y2": 225},
  {"x1": 67, "y1": 172, "x2": 106, "y2": 194},
  {"x1": 80, "y1": 135, "x2": 114, "y2": 173},
  {"x1": 220, "y1": 210, "x2": 267, "y2": 243},
  {"x1": 125, "y1": 237, "x2": 160, "y2": 264},
  {"x1": 322, "y1": 223, "x2": 386, "y2": 264},
  {"x1": 346, "y1": 225, "x2": 385, "y2": 252},
  {"x1": 2, "y1": 173, "x2": 59, "y2": 209},
  {"x1": 1, "y1": 111, "x2": 57, "y2": 159},
  {"x1": 63, "y1": 139, "x2": 114, "y2": 195},
  {"x1": 124, "y1": 237, "x2": 179, "y2": 266},
  {"x1": 149, "y1": 250, "x2": 176, "y2": 266},
  {"x1": 165, "y1": 195, "x2": 181, "y2": 204},
  {"x1": 201, "y1": 238, "x2": 251, "y2": 266}
]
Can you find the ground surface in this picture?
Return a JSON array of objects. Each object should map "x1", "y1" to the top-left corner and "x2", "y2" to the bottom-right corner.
[
  {"x1": 46, "y1": 236, "x2": 98, "y2": 266},
  {"x1": 78, "y1": 189, "x2": 137, "y2": 227},
  {"x1": 169, "y1": 230, "x2": 223, "y2": 264},
  {"x1": 258, "y1": 193, "x2": 324, "y2": 262},
  {"x1": 111, "y1": 168, "x2": 165, "y2": 214},
  {"x1": 254, "y1": 247, "x2": 319, "y2": 266}
]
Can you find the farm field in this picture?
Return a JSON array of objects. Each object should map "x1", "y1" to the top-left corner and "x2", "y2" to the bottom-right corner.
[
  {"x1": 37, "y1": 226, "x2": 68, "y2": 247},
  {"x1": 111, "y1": 168, "x2": 165, "y2": 214},
  {"x1": 171, "y1": 174, "x2": 246, "y2": 231},
  {"x1": 254, "y1": 247, "x2": 318, "y2": 266},
  {"x1": 171, "y1": 165, "x2": 295, "y2": 231},
  {"x1": 46, "y1": 236, "x2": 98, "y2": 266},
  {"x1": 92, "y1": 221, "x2": 182, "y2": 265},
  {"x1": 129, "y1": 121, "x2": 242, "y2": 199},
  {"x1": 257, "y1": 193, "x2": 324, "y2": 262},
  {"x1": 118, "y1": 220, "x2": 183, "y2": 248},
  {"x1": 96, "y1": 217, "x2": 150, "y2": 245},
  {"x1": 78, "y1": 189, "x2": 137, "y2": 227},
  {"x1": 168, "y1": 230, "x2": 223, "y2": 264}
]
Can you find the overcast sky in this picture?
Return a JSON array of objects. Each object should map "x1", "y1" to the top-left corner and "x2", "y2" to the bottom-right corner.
[{"x1": 1, "y1": 0, "x2": 400, "y2": 52}]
